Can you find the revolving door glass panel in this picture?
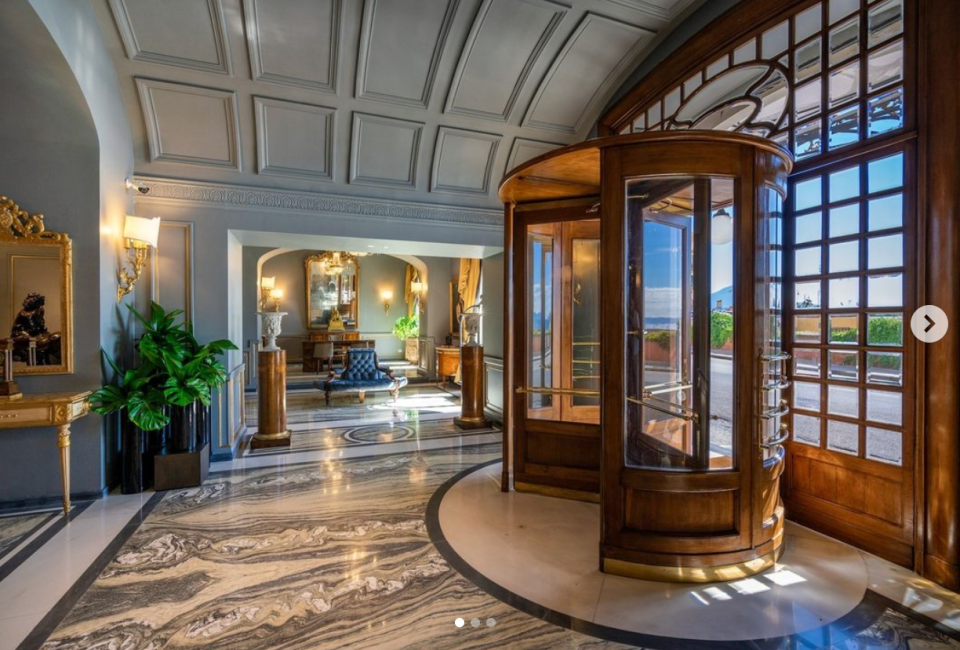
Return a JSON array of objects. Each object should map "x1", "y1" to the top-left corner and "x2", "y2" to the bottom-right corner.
[
  {"x1": 525, "y1": 219, "x2": 601, "y2": 424},
  {"x1": 625, "y1": 177, "x2": 736, "y2": 470}
]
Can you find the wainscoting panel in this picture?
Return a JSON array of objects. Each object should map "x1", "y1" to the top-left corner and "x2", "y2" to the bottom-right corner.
[
  {"x1": 150, "y1": 221, "x2": 194, "y2": 322},
  {"x1": 485, "y1": 356, "x2": 504, "y2": 421},
  {"x1": 219, "y1": 363, "x2": 246, "y2": 452}
]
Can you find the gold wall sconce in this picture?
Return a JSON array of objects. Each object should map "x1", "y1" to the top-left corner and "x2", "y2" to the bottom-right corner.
[
  {"x1": 269, "y1": 288, "x2": 284, "y2": 312},
  {"x1": 260, "y1": 276, "x2": 276, "y2": 310},
  {"x1": 380, "y1": 289, "x2": 393, "y2": 315},
  {"x1": 116, "y1": 215, "x2": 160, "y2": 302}
]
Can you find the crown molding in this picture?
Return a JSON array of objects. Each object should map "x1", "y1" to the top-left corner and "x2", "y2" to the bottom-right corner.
[{"x1": 133, "y1": 177, "x2": 503, "y2": 229}]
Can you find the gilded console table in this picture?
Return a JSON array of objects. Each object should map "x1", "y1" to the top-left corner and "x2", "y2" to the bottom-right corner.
[{"x1": 0, "y1": 391, "x2": 92, "y2": 515}]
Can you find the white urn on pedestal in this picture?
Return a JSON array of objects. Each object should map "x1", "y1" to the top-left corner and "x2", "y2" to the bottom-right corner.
[{"x1": 258, "y1": 311, "x2": 287, "y2": 351}]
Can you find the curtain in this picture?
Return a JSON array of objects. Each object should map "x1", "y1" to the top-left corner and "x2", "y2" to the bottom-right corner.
[
  {"x1": 404, "y1": 264, "x2": 414, "y2": 318},
  {"x1": 455, "y1": 258, "x2": 481, "y2": 383},
  {"x1": 458, "y1": 258, "x2": 481, "y2": 315}
]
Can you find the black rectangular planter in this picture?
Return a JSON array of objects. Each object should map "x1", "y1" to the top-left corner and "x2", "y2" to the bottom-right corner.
[{"x1": 154, "y1": 442, "x2": 209, "y2": 491}]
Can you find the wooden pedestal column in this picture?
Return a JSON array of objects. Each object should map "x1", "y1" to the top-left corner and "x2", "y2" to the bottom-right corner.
[
  {"x1": 455, "y1": 345, "x2": 488, "y2": 430},
  {"x1": 252, "y1": 349, "x2": 291, "y2": 449}
]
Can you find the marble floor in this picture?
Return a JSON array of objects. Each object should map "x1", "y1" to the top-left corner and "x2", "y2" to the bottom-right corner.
[
  {"x1": 435, "y1": 462, "x2": 960, "y2": 646},
  {"x1": 6, "y1": 440, "x2": 960, "y2": 649},
  {"x1": 4, "y1": 403, "x2": 960, "y2": 648},
  {"x1": 0, "y1": 511, "x2": 57, "y2": 563}
]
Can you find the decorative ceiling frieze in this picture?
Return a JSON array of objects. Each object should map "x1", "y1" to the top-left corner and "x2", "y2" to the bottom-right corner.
[{"x1": 135, "y1": 177, "x2": 504, "y2": 229}]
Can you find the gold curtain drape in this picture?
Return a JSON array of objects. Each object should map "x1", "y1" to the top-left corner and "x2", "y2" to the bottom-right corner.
[
  {"x1": 455, "y1": 258, "x2": 481, "y2": 383},
  {"x1": 404, "y1": 264, "x2": 415, "y2": 318},
  {"x1": 458, "y1": 258, "x2": 481, "y2": 315}
]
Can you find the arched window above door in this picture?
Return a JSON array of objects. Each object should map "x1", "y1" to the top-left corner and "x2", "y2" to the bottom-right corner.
[{"x1": 610, "y1": 0, "x2": 907, "y2": 163}]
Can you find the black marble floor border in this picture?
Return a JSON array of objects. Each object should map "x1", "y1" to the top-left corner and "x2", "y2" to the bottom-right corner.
[
  {"x1": 425, "y1": 459, "x2": 956, "y2": 650},
  {"x1": 16, "y1": 492, "x2": 166, "y2": 650},
  {"x1": 0, "y1": 512, "x2": 57, "y2": 567},
  {"x1": 244, "y1": 427, "x2": 500, "y2": 458},
  {"x1": 0, "y1": 503, "x2": 91, "y2": 584}
]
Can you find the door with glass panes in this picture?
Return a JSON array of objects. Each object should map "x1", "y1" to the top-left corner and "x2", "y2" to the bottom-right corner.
[
  {"x1": 784, "y1": 145, "x2": 915, "y2": 566},
  {"x1": 513, "y1": 202, "x2": 601, "y2": 497}
]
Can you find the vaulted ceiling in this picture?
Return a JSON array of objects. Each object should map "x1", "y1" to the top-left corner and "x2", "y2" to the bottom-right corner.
[{"x1": 93, "y1": 0, "x2": 703, "y2": 212}]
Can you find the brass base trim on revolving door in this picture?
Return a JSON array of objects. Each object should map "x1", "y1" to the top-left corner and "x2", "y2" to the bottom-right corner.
[
  {"x1": 602, "y1": 540, "x2": 785, "y2": 584},
  {"x1": 514, "y1": 480, "x2": 600, "y2": 504}
]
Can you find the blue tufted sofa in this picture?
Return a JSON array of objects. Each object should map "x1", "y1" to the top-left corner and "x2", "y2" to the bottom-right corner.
[{"x1": 317, "y1": 348, "x2": 408, "y2": 405}]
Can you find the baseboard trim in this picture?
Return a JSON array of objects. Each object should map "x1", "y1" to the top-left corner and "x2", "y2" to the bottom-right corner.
[{"x1": 0, "y1": 487, "x2": 109, "y2": 513}]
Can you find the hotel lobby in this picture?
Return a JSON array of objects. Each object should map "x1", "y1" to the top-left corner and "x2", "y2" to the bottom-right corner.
[{"x1": 1, "y1": 0, "x2": 959, "y2": 648}]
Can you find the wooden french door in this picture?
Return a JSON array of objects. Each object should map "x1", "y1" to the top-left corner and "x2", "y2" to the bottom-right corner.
[
  {"x1": 513, "y1": 201, "x2": 601, "y2": 497},
  {"x1": 783, "y1": 142, "x2": 916, "y2": 567}
]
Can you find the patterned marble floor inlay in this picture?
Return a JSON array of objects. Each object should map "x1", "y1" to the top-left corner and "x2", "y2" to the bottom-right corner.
[
  {"x1": 245, "y1": 385, "x2": 461, "y2": 432},
  {"x1": 27, "y1": 442, "x2": 960, "y2": 650},
  {"x1": 0, "y1": 511, "x2": 55, "y2": 563},
  {"x1": 244, "y1": 417, "x2": 501, "y2": 457},
  {"x1": 34, "y1": 444, "x2": 628, "y2": 650}
]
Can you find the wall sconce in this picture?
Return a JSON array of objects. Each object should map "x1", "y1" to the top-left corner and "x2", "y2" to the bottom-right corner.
[
  {"x1": 116, "y1": 215, "x2": 161, "y2": 302},
  {"x1": 260, "y1": 276, "x2": 276, "y2": 310},
  {"x1": 380, "y1": 289, "x2": 393, "y2": 315},
  {"x1": 410, "y1": 280, "x2": 423, "y2": 296},
  {"x1": 269, "y1": 288, "x2": 284, "y2": 312}
]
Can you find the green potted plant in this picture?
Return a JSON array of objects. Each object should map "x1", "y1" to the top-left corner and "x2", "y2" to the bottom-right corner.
[
  {"x1": 392, "y1": 315, "x2": 420, "y2": 364},
  {"x1": 130, "y1": 301, "x2": 238, "y2": 451},
  {"x1": 176, "y1": 330, "x2": 237, "y2": 450},
  {"x1": 89, "y1": 352, "x2": 168, "y2": 494}
]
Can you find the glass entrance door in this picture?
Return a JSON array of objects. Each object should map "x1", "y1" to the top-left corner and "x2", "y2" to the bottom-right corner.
[{"x1": 513, "y1": 202, "x2": 602, "y2": 498}]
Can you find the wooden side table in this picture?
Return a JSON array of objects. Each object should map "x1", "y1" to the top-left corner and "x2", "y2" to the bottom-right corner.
[{"x1": 0, "y1": 391, "x2": 92, "y2": 515}]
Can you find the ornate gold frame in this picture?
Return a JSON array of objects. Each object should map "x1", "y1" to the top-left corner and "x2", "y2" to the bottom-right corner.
[
  {"x1": 304, "y1": 252, "x2": 361, "y2": 331},
  {"x1": 0, "y1": 196, "x2": 74, "y2": 375}
]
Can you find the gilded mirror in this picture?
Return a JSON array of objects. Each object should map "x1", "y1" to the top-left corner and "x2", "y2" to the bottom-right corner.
[
  {"x1": 305, "y1": 252, "x2": 360, "y2": 330},
  {"x1": 0, "y1": 196, "x2": 73, "y2": 374}
]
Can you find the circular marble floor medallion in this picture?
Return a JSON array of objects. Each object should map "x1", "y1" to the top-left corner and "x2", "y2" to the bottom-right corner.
[{"x1": 429, "y1": 461, "x2": 872, "y2": 644}]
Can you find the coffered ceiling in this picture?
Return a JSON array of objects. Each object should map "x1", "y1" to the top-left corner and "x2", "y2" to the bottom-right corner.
[{"x1": 94, "y1": 0, "x2": 703, "y2": 213}]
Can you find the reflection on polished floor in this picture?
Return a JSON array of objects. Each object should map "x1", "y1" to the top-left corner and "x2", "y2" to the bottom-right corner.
[{"x1": 1, "y1": 427, "x2": 959, "y2": 648}]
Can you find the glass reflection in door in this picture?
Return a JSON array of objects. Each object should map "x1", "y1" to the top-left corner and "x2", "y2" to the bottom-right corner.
[
  {"x1": 527, "y1": 227, "x2": 556, "y2": 419},
  {"x1": 572, "y1": 238, "x2": 601, "y2": 406},
  {"x1": 625, "y1": 177, "x2": 736, "y2": 470}
]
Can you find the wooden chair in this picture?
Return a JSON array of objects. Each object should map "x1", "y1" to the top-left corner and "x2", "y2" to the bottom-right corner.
[{"x1": 313, "y1": 342, "x2": 335, "y2": 373}]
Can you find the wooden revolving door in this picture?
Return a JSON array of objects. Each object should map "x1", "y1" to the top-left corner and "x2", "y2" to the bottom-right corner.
[{"x1": 501, "y1": 132, "x2": 793, "y2": 582}]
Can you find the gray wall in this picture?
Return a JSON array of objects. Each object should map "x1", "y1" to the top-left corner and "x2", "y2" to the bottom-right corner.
[
  {"x1": 480, "y1": 253, "x2": 504, "y2": 359},
  {"x1": 0, "y1": 0, "x2": 133, "y2": 504},
  {"x1": 132, "y1": 192, "x2": 500, "y2": 459}
]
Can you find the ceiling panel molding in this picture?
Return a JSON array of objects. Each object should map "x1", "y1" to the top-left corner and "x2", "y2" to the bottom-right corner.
[
  {"x1": 134, "y1": 176, "x2": 503, "y2": 228},
  {"x1": 522, "y1": 13, "x2": 655, "y2": 135},
  {"x1": 243, "y1": 0, "x2": 341, "y2": 93},
  {"x1": 430, "y1": 127, "x2": 502, "y2": 196},
  {"x1": 254, "y1": 97, "x2": 335, "y2": 181},
  {"x1": 504, "y1": 137, "x2": 564, "y2": 175},
  {"x1": 355, "y1": 0, "x2": 460, "y2": 109},
  {"x1": 602, "y1": 0, "x2": 698, "y2": 21},
  {"x1": 108, "y1": 0, "x2": 232, "y2": 74},
  {"x1": 136, "y1": 78, "x2": 241, "y2": 170},
  {"x1": 350, "y1": 113, "x2": 424, "y2": 190},
  {"x1": 445, "y1": 0, "x2": 567, "y2": 123}
]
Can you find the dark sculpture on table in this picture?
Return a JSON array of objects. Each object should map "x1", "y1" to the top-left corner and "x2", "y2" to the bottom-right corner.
[{"x1": 10, "y1": 293, "x2": 61, "y2": 366}]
